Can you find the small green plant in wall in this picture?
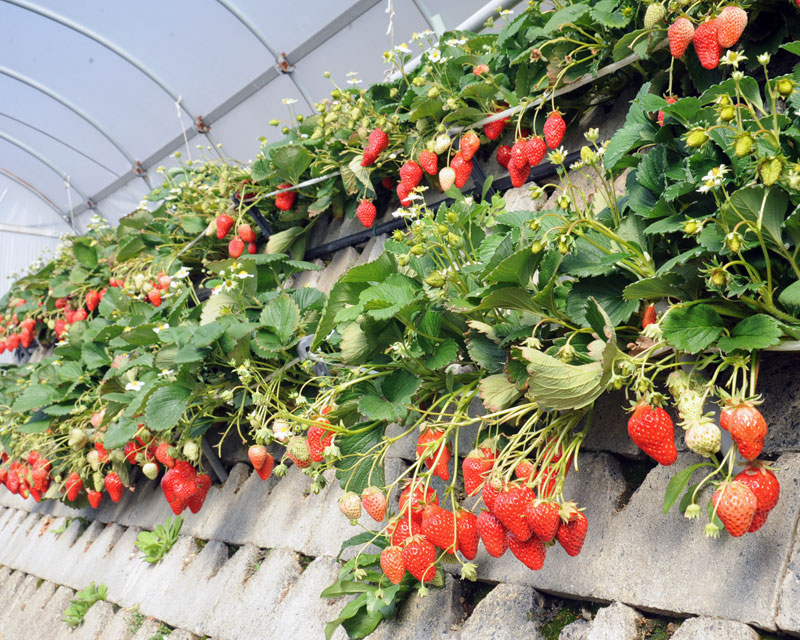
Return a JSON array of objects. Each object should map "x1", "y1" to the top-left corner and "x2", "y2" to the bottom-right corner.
[
  {"x1": 62, "y1": 582, "x2": 107, "y2": 628},
  {"x1": 136, "y1": 516, "x2": 183, "y2": 564}
]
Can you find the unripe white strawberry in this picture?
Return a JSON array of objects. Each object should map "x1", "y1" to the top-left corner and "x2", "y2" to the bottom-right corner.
[
  {"x1": 439, "y1": 167, "x2": 456, "y2": 191},
  {"x1": 685, "y1": 419, "x2": 721, "y2": 458},
  {"x1": 433, "y1": 135, "x2": 451, "y2": 155},
  {"x1": 339, "y1": 491, "x2": 362, "y2": 521}
]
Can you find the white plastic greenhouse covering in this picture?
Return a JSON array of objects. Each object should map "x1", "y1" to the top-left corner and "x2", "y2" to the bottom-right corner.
[{"x1": 0, "y1": 0, "x2": 523, "y2": 298}]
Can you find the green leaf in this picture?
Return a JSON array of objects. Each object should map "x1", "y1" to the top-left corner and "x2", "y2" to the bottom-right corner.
[
  {"x1": 173, "y1": 345, "x2": 208, "y2": 364},
  {"x1": 259, "y1": 295, "x2": 300, "y2": 345},
  {"x1": 121, "y1": 325, "x2": 159, "y2": 346},
  {"x1": 272, "y1": 145, "x2": 313, "y2": 183},
  {"x1": 266, "y1": 226, "x2": 305, "y2": 255},
  {"x1": 116, "y1": 236, "x2": 146, "y2": 263},
  {"x1": 466, "y1": 333, "x2": 506, "y2": 373},
  {"x1": 144, "y1": 385, "x2": 191, "y2": 432},
  {"x1": 200, "y1": 292, "x2": 236, "y2": 325},
  {"x1": 12, "y1": 385, "x2": 60, "y2": 412},
  {"x1": 105, "y1": 418, "x2": 137, "y2": 450},
  {"x1": 479, "y1": 288, "x2": 541, "y2": 314},
  {"x1": 479, "y1": 374, "x2": 523, "y2": 412},
  {"x1": 335, "y1": 424, "x2": 386, "y2": 494},
  {"x1": 721, "y1": 186, "x2": 788, "y2": 250},
  {"x1": 566, "y1": 276, "x2": 638, "y2": 327},
  {"x1": 425, "y1": 339, "x2": 458, "y2": 370},
  {"x1": 590, "y1": 0, "x2": 630, "y2": 28},
  {"x1": 664, "y1": 463, "x2": 710, "y2": 514},
  {"x1": 778, "y1": 280, "x2": 800, "y2": 312},
  {"x1": 360, "y1": 274, "x2": 420, "y2": 321},
  {"x1": 662, "y1": 305, "x2": 724, "y2": 353},
  {"x1": 604, "y1": 84, "x2": 653, "y2": 170},
  {"x1": 636, "y1": 147, "x2": 666, "y2": 194},
  {"x1": 717, "y1": 314, "x2": 782, "y2": 352},
  {"x1": 622, "y1": 275, "x2": 687, "y2": 301},
  {"x1": 72, "y1": 239, "x2": 98, "y2": 269},
  {"x1": 82, "y1": 342, "x2": 110, "y2": 370}
]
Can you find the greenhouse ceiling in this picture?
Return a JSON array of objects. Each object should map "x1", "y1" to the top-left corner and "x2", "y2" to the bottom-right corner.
[{"x1": 0, "y1": 0, "x2": 520, "y2": 289}]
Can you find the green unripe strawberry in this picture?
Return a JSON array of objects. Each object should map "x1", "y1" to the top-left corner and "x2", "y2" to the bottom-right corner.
[
  {"x1": 686, "y1": 128, "x2": 709, "y2": 148},
  {"x1": 758, "y1": 157, "x2": 783, "y2": 186},
  {"x1": 411, "y1": 244, "x2": 425, "y2": 256},
  {"x1": 287, "y1": 436, "x2": 310, "y2": 462},
  {"x1": 183, "y1": 441, "x2": 199, "y2": 461},
  {"x1": 725, "y1": 232, "x2": 743, "y2": 253},
  {"x1": 447, "y1": 232, "x2": 464, "y2": 248},
  {"x1": 685, "y1": 420, "x2": 721, "y2": 458},
  {"x1": 93, "y1": 472, "x2": 104, "y2": 492},
  {"x1": 529, "y1": 218, "x2": 541, "y2": 232},
  {"x1": 734, "y1": 134, "x2": 754, "y2": 158},
  {"x1": 531, "y1": 240, "x2": 544, "y2": 254},
  {"x1": 424, "y1": 272, "x2": 446, "y2": 288},
  {"x1": 446, "y1": 211, "x2": 458, "y2": 224},
  {"x1": 436, "y1": 224, "x2": 448, "y2": 235},
  {"x1": 777, "y1": 78, "x2": 795, "y2": 98},
  {"x1": 580, "y1": 145, "x2": 598, "y2": 165},
  {"x1": 719, "y1": 106, "x2": 736, "y2": 122},
  {"x1": 142, "y1": 462, "x2": 159, "y2": 480},
  {"x1": 644, "y1": 3, "x2": 666, "y2": 29}
]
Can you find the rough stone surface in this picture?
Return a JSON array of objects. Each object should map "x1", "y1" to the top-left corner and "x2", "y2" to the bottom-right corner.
[
  {"x1": 671, "y1": 616, "x2": 760, "y2": 640},
  {"x1": 586, "y1": 602, "x2": 641, "y2": 640},
  {"x1": 560, "y1": 619, "x2": 591, "y2": 640},
  {"x1": 370, "y1": 575, "x2": 463, "y2": 640},
  {"x1": 757, "y1": 352, "x2": 800, "y2": 454},
  {"x1": 315, "y1": 246, "x2": 359, "y2": 294},
  {"x1": 458, "y1": 583, "x2": 543, "y2": 639}
]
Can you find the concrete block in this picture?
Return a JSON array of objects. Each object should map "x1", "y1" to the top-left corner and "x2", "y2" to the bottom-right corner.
[
  {"x1": 98, "y1": 608, "x2": 139, "y2": 640},
  {"x1": 586, "y1": 602, "x2": 641, "y2": 640},
  {"x1": 336, "y1": 214, "x2": 365, "y2": 241},
  {"x1": 757, "y1": 353, "x2": 800, "y2": 454},
  {"x1": 293, "y1": 260, "x2": 324, "y2": 290},
  {"x1": 166, "y1": 630, "x2": 197, "y2": 640},
  {"x1": 671, "y1": 616, "x2": 759, "y2": 640},
  {"x1": 273, "y1": 555, "x2": 350, "y2": 640},
  {"x1": 46, "y1": 585, "x2": 78, "y2": 640},
  {"x1": 131, "y1": 619, "x2": 165, "y2": 640},
  {"x1": 560, "y1": 619, "x2": 591, "y2": 640},
  {"x1": 116, "y1": 480, "x2": 175, "y2": 531},
  {"x1": 9, "y1": 579, "x2": 57, "y2": 639},
  {"x1": 354, "y1": 235, "x2": 387, "y2": 266},
  {"x1": 203, "y1": 547, "x2": 302, "y2": 640},
  {"x1": 315, "y1": 246, "x2": 360, "y2": 295},
  {"x1": 308, "y1": 215, "x2": 331, "y2": 248},
  {"x1": 70, "y1": 601, "x2": 117, "y2": 640},
  {"x1": 457, "y1": 583, "x2": 542, "y2": 639},
  {"x1": 137, "y1": 535, "x2": 200, "y2": 623},
  {"x1": 502, "y1": 185, "x2": 547, "y2": 214}
]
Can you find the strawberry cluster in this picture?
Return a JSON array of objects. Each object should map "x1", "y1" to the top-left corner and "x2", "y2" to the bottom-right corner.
[
  {"x1": 0, "y1": 451, "x2": 51, "y2": 502},
  {"x1": 667, "y1": 6, "x2": 748, "y2": 70},
  {"x1": 0, "y1": 300, "x2": 40, "y2": 353},
  {"x1": 215, "y1": 214, "x2": 258, "y2": 257},
  {"x1": 161, "y1": 460, "x2": 211, "y2": 515}
]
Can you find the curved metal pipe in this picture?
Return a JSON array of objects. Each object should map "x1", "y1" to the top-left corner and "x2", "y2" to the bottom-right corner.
[
  {"x1": 1, "y1": 0, "x2": 223, "y2": 158},
  {"x1": 0, "y1": 111, "x2": 118, "y2": 176},
  {"x1": 0, "y1": 65, "x2": 136, "y2": 166},
  {"x1": 0, "y1": 168, "x2": 63, "y2": 214}
]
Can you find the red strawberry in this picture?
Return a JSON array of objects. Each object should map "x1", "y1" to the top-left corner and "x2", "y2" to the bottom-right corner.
[
  {"x1": 356, "y1": 200, "x2": 378, "y2": 228},
  {"x1": 229, "y1": 236, "x2": 245, "y2": 258},
  {"x1": 401, "y1": 536, "x2": 437, "y2": 583},
  {"x1": 147, "y1": 290, "x2": 162, "y2": 307},
  {"x1": 627, "y1": 404, "x2": 677, "y2": 465},
  {"x1": 237, "y1": 224, "x2": 256, "y2": 243},
  {"x1": 362, "y1": 148, "x2": 378, "y2": 167},
  {"x1": 514, "y1": 459, "x2": 535, "y2": 483},
  {"x1": 255, "y1": 453, "x2": 274, "y2": 481},
  {"x1": 216, "y1": 213, "x2": 234, "y2": 239},
  {"x1": 642, "y1": 304, "x2": 657, "y2": 328},
  {"x1": 451, "y1": 153, "x2": 473, "y2": 189},
  {"x1": 496, "y1": 145, "x2": 512, "y2": 168},
  {"x1": 543, "y1": 111, "x2": 566, "y2": 149},
  {"x1": 463, "y1": 449, "x2": 493, "y2": 496},
  {"x1": 73, "y1": 308, "x2": 88, "y2": 323},
  {"x1": 399, "y1": 161, "x2": 423, "y2": 189},
  {"x1": 694, "y1": 20, "x2": 721, "y2": 70},
  {"x1": 94, "y1": 441, "x2": 109, "y2": 463},
  {"x1": 657, "y1": 95, "x2": 678, "y2": 126},
  {"x1": 381, "y1": 177, "x2": 394, "y2": 190},
  {"x1": 275, "y1": 183, "x2": 297, "y2": 211},
  {"x1": 422, "y1": 504, "x2": 457, "y2": 552},
  {"x1": 308, "y1": 424, "x2": 334, "y2": 463},
  {"x1": 87, "y1": 490, "x2": 102, "y2": 509},
  {"x1": 396, "y1": 182, "x2": 412, "y2": 207},
  {"x1": 187, "y1": 473, "x2": 211, "y2": 513},
  {"x1": 85, "y1": 290, "x2": 100, "y2": 312},
  {"x1": 399, "y1": 480, "x2": 439, "y2": 523},
  {"x1": 104, "y1": 472, "x2": 124, "y2": 503},
  {"x1": 494, "y1": 484, "x2": 535, "y2": 541},
  {"x1": 507, "y1": 531, "x2": 546, "y2": 570},
  {"x1": 0, "y1": 341, "x2": 6, "y2": 354},
  {"x1": 456, "y1": 509, "x2": 479, "y2": 560},
  {"x1": 717, "y1": 6, "x2": 747, "y2": 48},
  {"x1": 389, "y1": 517, "x2": 422, "y2": 546},
  {"x1": 55, "y1": 297, "x2": 67, "y2": 309},
  {"x1": 380, "y1": 546, "x2": 406, "y2": 584},
  {"x1": 155, "y1": 442, "x2": 176, "y2": 468},
  {"x1": 482, "y1": 478, "x2": 502, "y2": 512},
  {"x1": 286, "y1": 436, "x2": 312, "y2": 468},
  {"x1": 476, "y1": 511, "x2": 508, "y2": 557},
  {"x1": 247, "y1": 242, "x2": 257, "y2": 254},
  {"x1": 511, "y1": 139, "x2": 529, "y2": 166},
  {"x1": 484, "y1": 117, "x2": 507, "y2": 141},
  {"x1": 556, "y1": 508, "x2": 588, "y2": 556},
  {"x1": 526, "y1": 136, "x2": 547, "y2": 167},
  {"x1": 508, "y1": 158, "x2": 531, "y2": 188},
  {"x1": 418, "y1": 151, "x2": 438, "y2": 175},
  {"x1": 361, "y1": 486, "x2": 387, "y2": 522},
  {"x1": 735, "y1": 464, "x2": 780, "y2": 532},
  {"x1": 416, "y1": 428, "x2": 451, "y2": 481},
  {"x1": 368, "y1": 128, "x2": 389, "y2": 154},
  {"x1": 669, "y1": 17, "x2": 695, "y2": 58},
  {"x1": 526, "y1": 500, "x2": 561, "y2": 542},
  {"x1": 713, "y1": 481, "x2": 757, "y2": 537},
  {"x1": 727, "y1": 403, "x2": 767, "y2": 461},
  {"x1": 460, "y1": 131, "x2": 480, "y2": 161},
  {"x1": 65, "y1": 472, "x2": 82, "y2": 501}
]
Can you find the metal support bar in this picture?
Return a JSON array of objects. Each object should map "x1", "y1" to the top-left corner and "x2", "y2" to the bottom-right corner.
[
  {"x1": 0, "y1": 168, "x2": 64, "y2": 214},
  {"x1": 213, "y1": 0, "x2": 316, "y2": 110},
  {"x1": 201, "y1": 436, "x2": 229, "y2": 483},
  {"x1": 1, "y1": 0, "x2": 221, "y2": 157},
  {"x1": 0, "y1": 111, "x2": 118, "y2": 176},
  {"x1": 0, "y1": 222, "x2": 63, "y2": 238}
]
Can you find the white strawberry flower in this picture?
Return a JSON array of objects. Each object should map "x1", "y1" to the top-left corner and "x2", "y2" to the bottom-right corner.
[{"x1": 125, "y1": 380, "x2": 144, "y2": 392}]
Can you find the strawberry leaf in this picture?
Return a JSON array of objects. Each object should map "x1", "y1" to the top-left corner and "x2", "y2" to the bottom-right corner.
[
  {"x1": 663, "y1": 463, "x2": 711, "y2": 514},
  {"x1": 661, "y1": 304, "x2": 724, "y2": 353}
]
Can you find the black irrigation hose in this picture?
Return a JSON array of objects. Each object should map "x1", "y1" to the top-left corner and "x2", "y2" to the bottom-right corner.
[{"x1": 303, "y1": 150, "x2": 581, "y2": 260}]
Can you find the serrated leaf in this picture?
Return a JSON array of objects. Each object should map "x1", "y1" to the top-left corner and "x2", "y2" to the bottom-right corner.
[
  {"x1": 105, "y1": 418, "x2": 138, "y2": 450},
  {"x1": 479, "y1": 374, "x2": 523, "y2": 411},
  {"x1": 662, "y1": 305, "x2": 724, "y2": 353},
  {"x1": 717, "y1": 314, "x2": 782, "y2": 352},
  {"x1": 200, "y1": 292, "x2": 236, "y2": 326},
  {"x1": 12, "y1": 385, "x2": 60, "y2": 412},
  {"x1": 566, "y1": 276, "x2": 638, "y2": 327},
  {"x1": 622, "y1": 275, "x2": 687, "y2": 301},
  {"x1": 144, "y1": 386, "x2": 191, "y2": 432},
  {"x1": 425, "y1": 339, "x2": 459, "y2": 370},
  {"x1": 259, "y1": 295, "x2": 300, "y2": 345},
  {"x1": 335, "y1": 424, "x2": 386, "y2": 493},
  {"x1": 72, "y1": 239, "x2": 98, "y2": 269},
  {"x1": 779, "y1": 280, "x2": 800, "y2": 312},
  {"x1": 82, "y1": 342, "x2": 110, "y2": 370},
  {"x1": 466, "y1": 333, "x2": 506, "y2": 373}
]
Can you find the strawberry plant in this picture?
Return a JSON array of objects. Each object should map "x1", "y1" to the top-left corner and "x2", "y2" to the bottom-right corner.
[{"x1": 2, "y1": 2, "x2": 800, "y2": 638}]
